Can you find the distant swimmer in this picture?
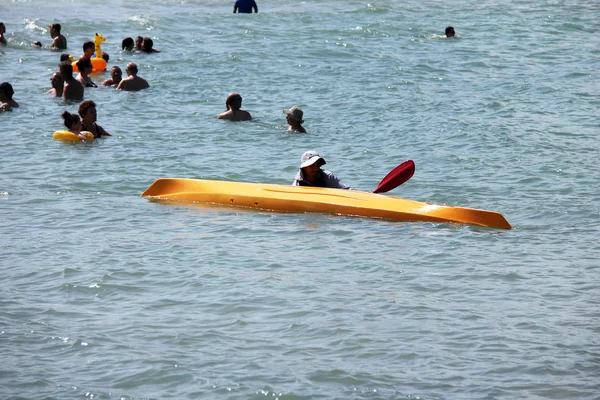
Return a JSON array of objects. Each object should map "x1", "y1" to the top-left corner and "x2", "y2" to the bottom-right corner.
[
  {"x1": 75, "y1": 57, "x2": 97, "y2": 88},
  {"x1": 122, "y1": 37, "x2": 134, "y2": 52},
  {"x1": 61, "y1": 111, "x2": 89, "y2": 140},
  {"x1": 0, "y1": 22, "x2": 7, "y2": 46},
  {"x1": 233, "y1": 0, "x2": 258, "y2": 13},
  {"x1": 59, "y1": 61, "x2": 84, "y2": 101},
  {"x1": 50, "y1": 24, "x2": 67, "y2": 49},
  {"x1": 217, "y1": 92, "x2": 252, "y2": 121},
  {"x1": 34, "y1": 23, "x2": 67, "y2": 49},
  {"x1": 102, "y1": 66, "x2": 122, "y2": 87},
  {"x1": 0, "y1": 82, "x2": 19, "y2": 111},
  {"x1": 48, "y1": 72, "x2": 64, "y2": 97},
  {"x1": 116, "y1": 62, "x2": 149, "y2": 91},
  {"x1": 79, "y1": 100, "x2": 111, "y2": 138},
  {"x1": 142, "y1": 37, "x2": 160, "y2": 53},
  {"x1": 135, "y1": 36, "x2": 143, "y2": 51},
  {"x1": 82, "y1": 41, "x2": 95, "y2": 59},
  {"x1": 445, "y1": 26, "x2": 456, "y2": 38},
  {"x1": 292, "y1": 150, "x2": 352, "y2": 189},
  {"x1": 283, "y1": 106, "x2": 306, "y2": 133}
]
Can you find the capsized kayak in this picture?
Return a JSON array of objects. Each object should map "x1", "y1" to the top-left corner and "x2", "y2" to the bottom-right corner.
[{"x1": 141, "y1": 178, "x2": 512, "y2": 230}]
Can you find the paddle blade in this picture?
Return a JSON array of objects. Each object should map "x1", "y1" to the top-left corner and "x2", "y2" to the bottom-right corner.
[{"x1": 373, "y1": 160, "x2": 415, "y2": 193}]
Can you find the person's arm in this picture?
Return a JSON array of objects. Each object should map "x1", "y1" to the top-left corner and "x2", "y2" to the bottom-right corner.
[
  {"x1": 97, "y1": 124, "x2": 112, "y2": 136},
  {"x1": 323, "y1": 171, "x2": 352, "y2": 190},
  {"x1": 253, "y1": 1, "x2": 258, "y2": 12},
  {"x1": 233, "y1": 2, "x2": 238, "y2": 13},
  {"x1": 292, "y1": 172, "x2": 302, "y2": 186}
]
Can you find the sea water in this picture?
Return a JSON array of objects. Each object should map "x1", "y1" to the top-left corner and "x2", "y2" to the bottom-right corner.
[{"x1": 1, "y1": 0, "x2": 599, "y2": 398}]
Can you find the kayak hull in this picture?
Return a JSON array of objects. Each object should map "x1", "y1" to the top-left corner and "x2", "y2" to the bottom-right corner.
[{"x1": 141, "y1": 178, "x2": 512, "y2": 230}]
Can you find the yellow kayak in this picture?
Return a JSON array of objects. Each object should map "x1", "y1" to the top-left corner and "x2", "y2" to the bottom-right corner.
[{"x1": 141, "y1": 178, "x2": 512, "y2": 230}]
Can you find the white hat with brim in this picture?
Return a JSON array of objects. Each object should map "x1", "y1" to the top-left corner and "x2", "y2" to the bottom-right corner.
[
  {"x1": 300, "y1": 151, "x2": 326, "y2": 168},
  {"x1": 283, "y1": 106, "x2": 304, "y2": 123}
]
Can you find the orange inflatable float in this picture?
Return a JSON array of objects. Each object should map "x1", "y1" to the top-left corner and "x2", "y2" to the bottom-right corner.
[{"x1": 72, "y1": 33, "x2": 107, "y2": 73}]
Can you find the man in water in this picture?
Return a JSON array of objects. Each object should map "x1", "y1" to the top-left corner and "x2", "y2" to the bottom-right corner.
[
  {"x1": 102, "y1": 66, "x2": 122, "y2": 87},
  {"x1": 33, "y1": 23, "x2": 67, "y2": 49},
  {"x1": 233, "y1": 0, "x2": 258, "y2": 13},
  {"x1": 116, "y1": 62, "x2": 149, "y2": 91},
  {"x1": 292, "y1": 150, "x2": 352, "y2": 189},
  {"x1": 47, "y1": 72, "x2": 64, "y2": 97},
  {"x1": 217, "y1": 92, "x2": 252, "y2": 121},
  {"x1": 59, "y1": 61, "x2": 84, "y2": 101},
  {"x1": 50, "y1": 24, "x2": 67, "y2": 49},
  {"x1": 0, "y1": 82, "x2": 19, "y2": 111},
  {"x1": 82, "y1": 41, "x2": 94, "y2": 59}
]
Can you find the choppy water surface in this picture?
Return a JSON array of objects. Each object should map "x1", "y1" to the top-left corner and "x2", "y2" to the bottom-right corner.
[{"x1": 1, "y1": 0, "x2": 599, "y2": 398}]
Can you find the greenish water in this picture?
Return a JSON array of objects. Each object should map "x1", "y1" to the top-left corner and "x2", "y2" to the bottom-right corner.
[{"x1": 1, "y1": 0, "x2": 599, "y2": 398}]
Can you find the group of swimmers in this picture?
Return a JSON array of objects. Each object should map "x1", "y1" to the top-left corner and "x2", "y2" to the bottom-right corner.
[
  {"x1": 60, "y1": 100, "x2": 112, "y2": 140},
  {"x1": 216, "y1": 92, "x2": 307, "y2": 134},
  {"x1": 1, "y1": 17, "x2": 456, "y2": 189}
]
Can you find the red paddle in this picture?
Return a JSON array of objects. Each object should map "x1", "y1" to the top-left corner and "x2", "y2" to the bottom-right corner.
[{"x1": 373, "y1": 160, "x2": 415, "y2": 193}]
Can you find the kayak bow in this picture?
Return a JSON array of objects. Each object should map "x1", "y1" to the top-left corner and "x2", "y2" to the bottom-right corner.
[{"x1": 141, "y1": 178, "x2": 511, "y2": 229}]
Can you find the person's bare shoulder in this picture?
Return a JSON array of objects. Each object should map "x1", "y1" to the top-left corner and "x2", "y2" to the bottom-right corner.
[
  {"x1": 217, "y1": 110, "x2": 232, "y2": 120},
  {"x1": 240, "y1": 110, "x2": 252, "y2": 121}
]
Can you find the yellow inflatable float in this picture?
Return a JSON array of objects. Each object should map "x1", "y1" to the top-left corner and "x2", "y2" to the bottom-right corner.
[
  {"x1": 72, "y1": 33, "x2": 107, "y2": 73},
  {"x1": 53, "y1": 130, "x2": 94, "y2": 142}
]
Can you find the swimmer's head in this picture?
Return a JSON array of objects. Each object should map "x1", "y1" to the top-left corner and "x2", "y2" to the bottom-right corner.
[
  {"x1": 59, "y1": 61, "x2": 74, "y2": 79},
  {"x1": 142, "y1": 37, "x2": 154, "y2": 53},
  {"x1": 62, "y1": 111, "x2": 81, "y2": 130},
  {"x1": 76, "y1": 56, "x2": 92, "y2": 73},
  {"x1": 122, "y1": 37, "x2": 134, "y2": 51},
  {"x1": 50, "y1": 72, "x2": 63, "y2": 88},
  {"x1": 126, "y1": 62, "x2": 138, "y2": 75},
  {"x1": 225, "y1": 92, "x2": 243, "y2": 110},
  {"x1": 0, "y1": 82, "x2": 15, "y2": 99}
]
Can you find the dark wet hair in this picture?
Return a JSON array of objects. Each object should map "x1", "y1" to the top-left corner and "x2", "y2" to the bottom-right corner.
[
  {"x1": 59, "y1": 53, "x2": 70, "y2": 62},
  {"x1": 102, "y1": 52, "x2": 109, "y2": 62},
  {"x1": 83, "y1": 41, "x2": 94, "y2": 53},
  {"x1": 76, "y1": 57, "x2": 92, "y2": 72},
  {"x1": 445, "y1": 26, "x2": 455, "y2": 37},
  {"x1": 122, "y1": 37, "x2": 134, "y2": 50},
  {"x1": 59, "y1": 61, "x2": 73, "y2": 79},
  {"x1": 142, "y1": 37, "x2": 153, "y2": 53},
  {"x1": 62, "y1": 111, "x2": 80, "y2": 129},
  {"x1": 225, "y1": 92, "x2": 243, "y2": 110},
  {"x1": 78, "y1": 100, "x2": 96, "y2": 118},
  {"x1": 50, "y1": 23, "x2": 61, "y2": 33},
  {"x1": 0, "y1": 82, "x2": 15, "y2": 99}
]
